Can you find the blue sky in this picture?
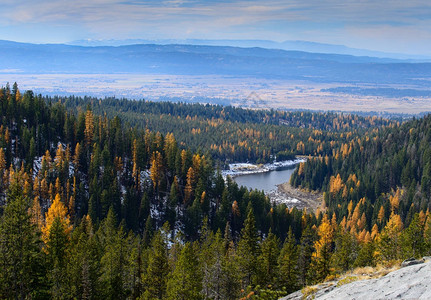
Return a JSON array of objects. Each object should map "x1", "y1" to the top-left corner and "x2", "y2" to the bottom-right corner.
[{"x1": 1, "y1": 0, "x2": 431, "y2": 55}]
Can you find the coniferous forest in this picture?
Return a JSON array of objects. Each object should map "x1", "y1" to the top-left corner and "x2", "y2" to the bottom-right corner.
[{"x1": 2, "y1": 83, "x2": 431, "y2": 299}]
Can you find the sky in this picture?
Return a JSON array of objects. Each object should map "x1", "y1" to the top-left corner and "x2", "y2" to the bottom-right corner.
[{"x1": 1, "y1": 0, "x2": 431, "y2": 55}]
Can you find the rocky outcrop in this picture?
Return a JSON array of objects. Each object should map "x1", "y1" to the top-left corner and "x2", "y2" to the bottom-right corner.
[
  {"x1": 400, "y1": 257, "x2": 424, "y2": 267},
  {"x1": 281, "y1": 260, "x2": 431, "y2": 300}
]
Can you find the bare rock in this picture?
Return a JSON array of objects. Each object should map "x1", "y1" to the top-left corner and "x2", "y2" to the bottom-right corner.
[{"x1": 280, "y1": 261, "x2": 431, "y2": 300}]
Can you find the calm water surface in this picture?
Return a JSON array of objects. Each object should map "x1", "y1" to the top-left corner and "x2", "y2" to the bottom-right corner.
[{"x1": 233, "y1": 166, "x2": 297, "y2": 193}]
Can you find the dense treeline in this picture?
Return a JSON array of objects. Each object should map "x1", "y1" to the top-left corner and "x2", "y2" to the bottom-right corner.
[
  {"x1": 1, "y1": 83, "x2": 430, "y2": 299},
  {"x1": 0, "y1": 83, "x2": 294, "y2": 239},
  {"x1": 291, "y1": 115, "x2": 431, "y2": 227},
  {"x1": 48, "y1": 95, "x2": 394, "y2": 163},
  {"x1": 0, "y1": 83, "x2": 313, "y2": 298}
]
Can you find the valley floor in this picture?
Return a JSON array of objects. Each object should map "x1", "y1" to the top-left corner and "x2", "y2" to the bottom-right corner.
[{"x1": 4, "y1": 73, "x2": 431, "y2": 114}]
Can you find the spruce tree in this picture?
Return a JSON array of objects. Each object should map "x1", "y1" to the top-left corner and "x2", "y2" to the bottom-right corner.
[
  {"x1": 98, "y1": 208, "x2": 127, "y2": 300},
  {"x1": 166, "y1": 242, "x2": 203, "y2": 300},
  {"x1": 0, "y1": 180, "x2": 46, "y2": 299},
  {"x1": 237, "y1": 206, "x2": 260, "y2": 288},
  {"x1": 143, "y1": 231, "x2": 169, "y2": 299},
  {"x1": 278, "y1": 229, "x2": 299, "y2": 293},
  {"x1": 258, "y1": 230, "x2": 280, "y2": 286}
]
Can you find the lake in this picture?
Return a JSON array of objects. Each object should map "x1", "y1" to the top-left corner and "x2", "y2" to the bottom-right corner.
[{"x1": 232, "y1": 165, "x2": 298, "y2": 193}]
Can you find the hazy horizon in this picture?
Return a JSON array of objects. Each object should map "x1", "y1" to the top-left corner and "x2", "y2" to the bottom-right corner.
[{"x1": 1, "y1": 0, "x2": 431, "y2": 56}]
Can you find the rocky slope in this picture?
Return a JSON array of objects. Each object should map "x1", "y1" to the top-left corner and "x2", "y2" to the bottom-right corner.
[{"x1": 281, "y1": 259, "x2": 431, "y2": 300}]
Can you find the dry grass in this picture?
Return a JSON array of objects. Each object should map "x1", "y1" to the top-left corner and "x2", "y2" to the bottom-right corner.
[
  {"x1": 299, "y1": 262, "x2": 403, "y2": 299},
  {"x1": 348, "y1": 261, "x2": 401, "y2": 280}
]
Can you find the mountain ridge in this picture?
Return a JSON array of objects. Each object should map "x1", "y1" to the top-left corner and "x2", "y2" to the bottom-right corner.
[
  {"x1": 1, "y1": 39, "x2": 431, "y2": 86},
  {"x1": 67, "y1": 38, "x2": 431, "y2": 61}
]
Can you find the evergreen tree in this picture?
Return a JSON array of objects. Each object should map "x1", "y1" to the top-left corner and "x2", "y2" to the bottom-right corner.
[
  {"x1": 354, "y1": 241, "x2": 376, "y2": 268},
  {"x1": 143, "y1": 230, "x2": 169, "y2": 299},
  {"x1": 331, "y1": 229, "x2": 357, "y2": 272},
  {"x1": 298, "y1": 226, "x2": 315, "y2": 287},
  {"x1": 66, "y1": 215, "x2": 100, "y2": 299},
  {"x1": 258, "y1": 230, "x2": 280, "y2": 286},
  {"x1": 278, "y1": 229, "x2": 299, "y2": 293},
  {"x1": 401, "y1": 213, "x2": 425, "y2": 258},
  {"x1": 47, "y1": 216, "x2": 70, "y2": 298},
  {"x1": 98, "y1": 208, "x2": 127, "y2": 300},
  {"x1": 0, "y1": 180, "x2": 46, "y2": 299},
  {"x1": 236, "y1": 206, "x2": 260, "y2": 288},
  {"x1": 166, "y1": 242, "x2": 203, "y2": 300}
]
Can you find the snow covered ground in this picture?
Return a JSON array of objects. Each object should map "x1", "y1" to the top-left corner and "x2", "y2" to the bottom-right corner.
[{"x1": 222, "y1": 158, "x2": 306, "y2": 179}]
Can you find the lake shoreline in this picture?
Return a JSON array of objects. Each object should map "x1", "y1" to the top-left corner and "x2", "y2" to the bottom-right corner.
[
  {"x1": 277, "y1": 182, "x2": 324, "y2": 212},
  {"x1": 222, "y1": 158, "x2": 306, "y2": 179},
  {"x1": 223, "y1": 158, "x2": 323, "y2": 211}
]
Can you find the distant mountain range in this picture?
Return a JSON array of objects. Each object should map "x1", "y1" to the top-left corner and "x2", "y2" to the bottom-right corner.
[
  {"x1": 1, "y1": 39, "x2": 431, "y2": 86},
  {"x1": 68, "y1": 39, "x2": 431, "y2": 61}
]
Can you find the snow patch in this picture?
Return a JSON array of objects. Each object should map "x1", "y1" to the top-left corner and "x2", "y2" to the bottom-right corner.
[{"x1": 222, "y1": 158, "x2": 306, "y2": 179}]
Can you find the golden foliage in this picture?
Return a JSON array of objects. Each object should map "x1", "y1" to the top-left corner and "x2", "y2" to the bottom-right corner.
[
  {"x1": 42, "y1": 193, "x2": 72, "y2": 244},
  {"x1": 84, "y1": 110, "x2": 94, "y2": 147},
  {"x1": 329, "y1": 174, "x2": 344, "y2": 195},
  {"x1": 312, "y1": 214, "x2": 333, "y2": 259},
  {"x1": 377, "y1": 206, "x2": 385, "y2": 223},
  {"x1": 29, "y1": 196, "x2": 43, "y2": 229}
]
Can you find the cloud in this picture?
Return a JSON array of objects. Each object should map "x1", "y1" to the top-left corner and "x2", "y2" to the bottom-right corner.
[{"x1": 1, "y1": 0, "x2": 431, "y2": 54}]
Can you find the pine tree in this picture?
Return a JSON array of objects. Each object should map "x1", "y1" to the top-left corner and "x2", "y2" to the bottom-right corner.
[
  {"x1": 143, "y1": 230, "x2": 170, "y2": 299},
  {"x1": 47, "y1": 216, "x2": 69, "y2": 298},
  {"x1": 278, "y1": 229, "x2": 299, "y2": 293},
  {"x1": 378, "y1": 212, "x2": 403, "y2": 262},
  {"x1": 237, "y1": 206, "x2": 260, "y2": 288},
  {"x1": 354, "y1": 240, "x2": 376, "y2": 268},
  {"x1": 98, "y1": 208, "x2": 127, "y2": 300},
  {"x1": 67, "y1": 215, "x2": 99, "y2": 299},
  {"x1": 331, "y1": 228, "x2": 357, "y2": 272},
  {"x1": 166, "y1": 242, "x2": 203, "y2": 300},
  {"x1": 258, "y1": 230, "x2": 280, "y2": 286},
  {"x1": 0, "y1": 179, "x2": 46, "y2": 299},
  {"x1": 200, "y1": 229, "x2": 225, "y2": 300},
  {"x1": 220, "y1": 238, "x2": 241, "y2": 300},
  {"x1": 401, "y1": 213, "x2": 425, "y2": 258}
]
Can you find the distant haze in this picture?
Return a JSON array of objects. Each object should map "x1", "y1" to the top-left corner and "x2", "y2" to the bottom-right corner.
[
  {"x1": 1, "y1": 40, "x2": 431, "y2": 114},
  {"x1": 1, "y1": 0, "x2": 431, "y2": 56},
  {"x1": 67, "y1": 39, "x2": 431, "y2": 61}
]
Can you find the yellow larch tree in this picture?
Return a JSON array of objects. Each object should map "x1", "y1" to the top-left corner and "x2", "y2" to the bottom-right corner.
[
  {"x1": 54, "y1": 143, "x2": 64, "y2": 171},
  {"x1": 0, "y1": 147, "x2": 5, "y2": 172},
  {"x1": 377, "y1": 205, "x2": 385, "y2": 224},
  {"x1": 378, "y1": 212, "x2": 403, "y2": 261},
  {"x1": 389, "y1": 188, "x2": 402, "y2": 213},
  {"x1": 184, "y1": 167, "x2": 196, "y2": 205},
  {"x1": 73, "y1": 142, "x2": 81, "y2": 171},
  {"x1": 311, "y1": 214, "x2": 334, "y2": 281},
  {"x1": 371, "y1": 224, "x2": 379, "y2": 240},
  {"x1": 42, "y1": 193, "x2": 72, "y2": 245},
  {"x1": 329, "y1": 174, "x2": 344, "y2": 195},
  {"x1": 29, "y1": 196, "x2": 44, "y2": 229},
  {"x1": 84, "y1": 110, "x2": 94, "y2": 147}
]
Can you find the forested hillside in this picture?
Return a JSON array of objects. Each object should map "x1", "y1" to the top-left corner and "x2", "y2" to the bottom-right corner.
[
  {"x1": 1, "y1": 83, "x2": 431, "y2": 299},
  {"x1": 49, "y1": 95, "x2": 393, "y2": 163}
]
